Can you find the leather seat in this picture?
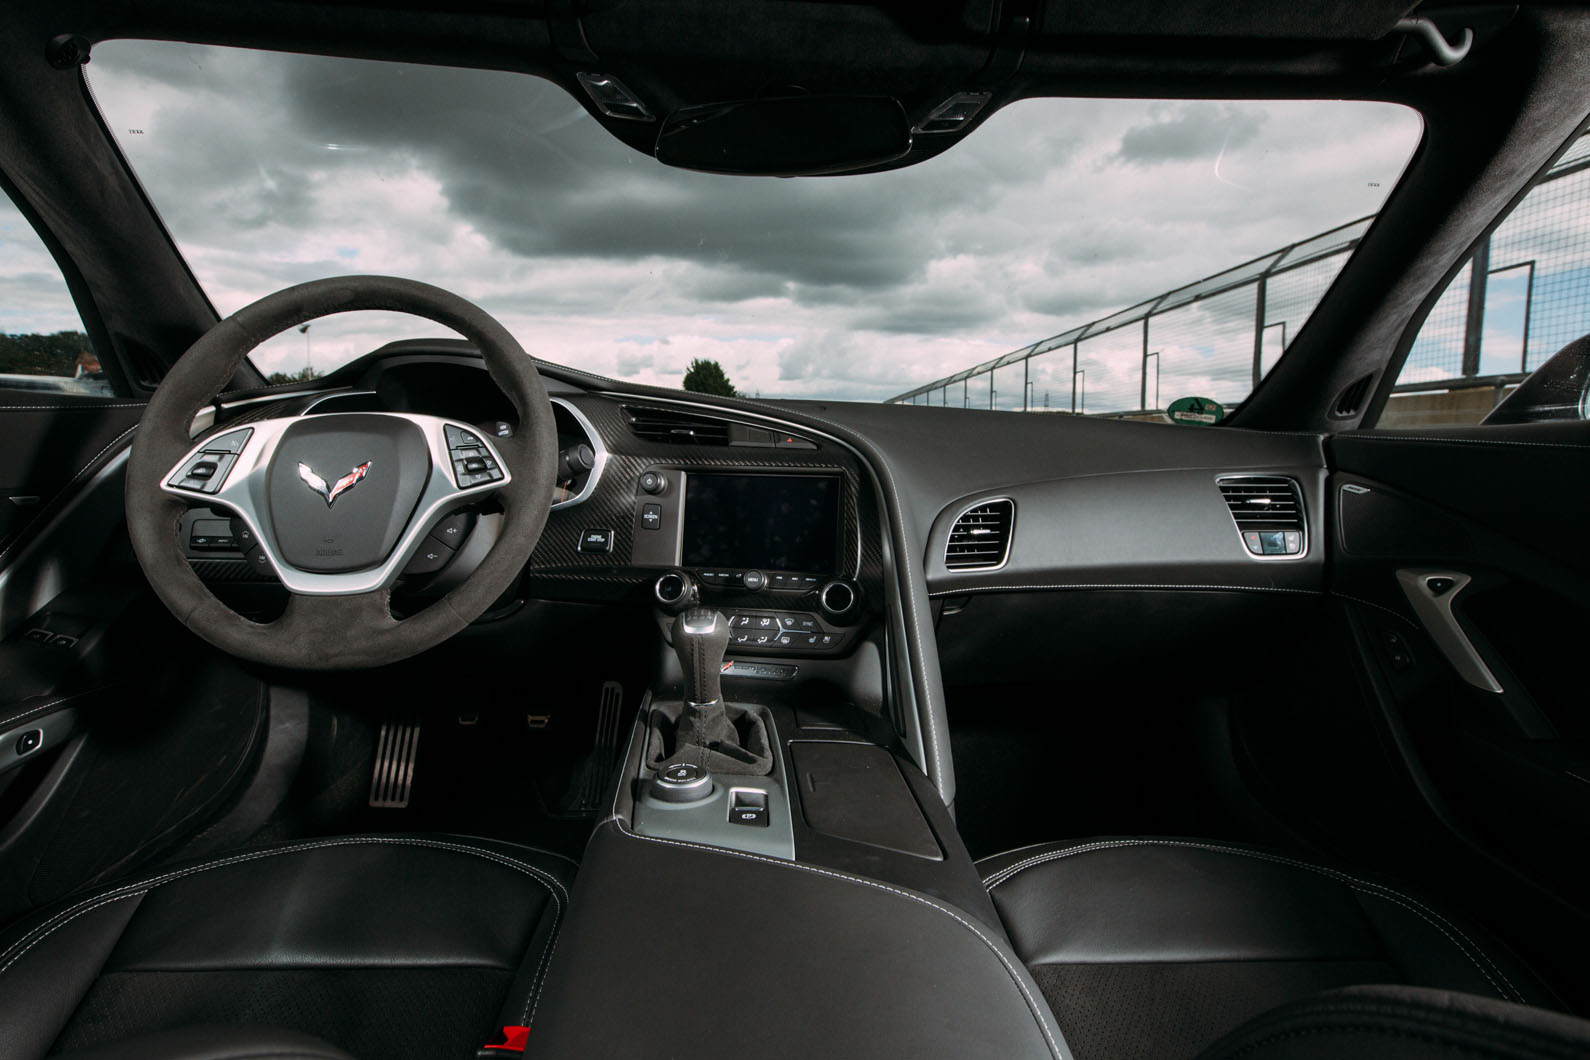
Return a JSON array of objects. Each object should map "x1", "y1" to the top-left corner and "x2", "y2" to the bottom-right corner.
[
  {"x1": 0, "y1": 834, "x2": 575, "y2": 1060},
  {"x1": 976, "y1": 838, "x2": 1563, "y2": 1060}
]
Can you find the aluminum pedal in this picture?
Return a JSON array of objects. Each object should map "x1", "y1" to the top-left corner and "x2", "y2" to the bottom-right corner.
[
  {"x1": 369, "y1": 722, "x2": 421, "y2": 808},
  {"x1": 566, "y1": 681, "x2": 624, "y2": 813}
]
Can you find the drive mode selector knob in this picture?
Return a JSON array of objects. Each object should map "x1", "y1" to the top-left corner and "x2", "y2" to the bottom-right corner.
[{"x1": 649, "y1": 762, "x2": 713, "y2": 803}]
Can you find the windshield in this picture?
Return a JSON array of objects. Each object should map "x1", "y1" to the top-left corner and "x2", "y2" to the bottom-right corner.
[{"x1": 84, "y1": 42, "x2": 1420, "y2": 410}]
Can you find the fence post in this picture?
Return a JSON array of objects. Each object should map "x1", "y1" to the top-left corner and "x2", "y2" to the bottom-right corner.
[
  {"x1": 1252, "y1": 274, "x2": 1268, "y2": 388},
  {"x1": 1139, "y1": 318, "x2": 1150, "y2": 411},
  {"x1": 1462, "y1": 236, "x2": 1491, "y2": 377}
]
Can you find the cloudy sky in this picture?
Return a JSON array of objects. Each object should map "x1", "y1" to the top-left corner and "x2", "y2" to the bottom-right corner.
[{"x1": 43, "y1": 41, "x2": 1422, "y2": 402}]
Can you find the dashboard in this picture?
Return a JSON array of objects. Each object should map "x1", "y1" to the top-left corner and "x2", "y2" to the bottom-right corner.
[{"x1": 179, "y1": 349, "x2": 884, "y2": 663}]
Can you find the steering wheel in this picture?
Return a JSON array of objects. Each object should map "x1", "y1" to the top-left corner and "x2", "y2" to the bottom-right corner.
[{"x1": 125, "y1": 276, "x2": 557, "y2": 669}]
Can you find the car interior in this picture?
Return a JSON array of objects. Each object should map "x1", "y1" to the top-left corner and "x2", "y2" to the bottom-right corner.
[{"x1": 2, "y1": 2, "x2": 1590, "y2": 1059}]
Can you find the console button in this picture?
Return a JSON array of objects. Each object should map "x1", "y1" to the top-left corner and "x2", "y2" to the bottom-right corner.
[
  {"x1": 749, "y1": 614, "x2": 778, "y2": 630},
  {"x1": 779, "y1": 615, "x2": 801, "y2": 629},
  {"x1": 1282, "y1": 531, "x2": 1302, "y2": 554},
  {"x1": 641, "y1": 503, "x2": 662, "y2": 531},
  {"x1": 1242, "y1": 531, "x2": 1263, "y2": 554},
  {"x1": 796, "y1": 615, "x2": 819, "y2": 631},
  {"x1": 818, "y1": 633, "x2": 845, "y2": 649},
  {"x1": 775, "y1": 633, "x2": 796, "y2": 648},
  {"x1": 729, "y1": 788, "x2": 769, "y2": 826},
  {"x1": 578, "y1": 528, "x2": 614, "y2": 553},
  {"x1": 730, "y1": 630, "x2": 753, "y2": 646},
  {"x1": 750, "y1": 631, "x2": 775, "y2": 647},
  {"x1": 742, "y1": 569, "x2": 766, "y2": 591}
]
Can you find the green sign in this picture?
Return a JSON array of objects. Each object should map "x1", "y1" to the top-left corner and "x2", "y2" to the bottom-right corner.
[{"x1": 1166, "y1": 396, "x2": 1225, "y2": 426}]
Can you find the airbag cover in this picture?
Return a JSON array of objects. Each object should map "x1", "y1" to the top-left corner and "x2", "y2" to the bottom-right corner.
[{"x1": 266, "y1": 415, "x2": 429, "y2": 572}]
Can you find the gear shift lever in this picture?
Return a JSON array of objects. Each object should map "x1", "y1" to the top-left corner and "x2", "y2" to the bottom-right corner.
[
  {"x1": 673, "y1": 608, "x2": 730, "y2": 707},
  {"x1": 650, "y1": 608, "x2": 771, "y2": 776}
]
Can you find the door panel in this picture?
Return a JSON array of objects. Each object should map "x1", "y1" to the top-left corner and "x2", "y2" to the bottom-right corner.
[{"x1": 1329, "y1": 422, "x2": 1590, "y2": 903}]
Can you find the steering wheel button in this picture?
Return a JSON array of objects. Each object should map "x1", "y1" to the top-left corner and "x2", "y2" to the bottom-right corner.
[
  {"x1": 199, "y1": 428, "x2": 253, "y2": 454},
  {"x1": 404, "y1": 540, "x2": 455, "y2": 575},
  {"x1": 462, "y1": 457, "x2": 488, "y2": 473}
]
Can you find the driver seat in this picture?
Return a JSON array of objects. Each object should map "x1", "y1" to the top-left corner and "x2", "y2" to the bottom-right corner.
[{"x1": 0, "y1": 834, "x2": 574, "y2": 1060}]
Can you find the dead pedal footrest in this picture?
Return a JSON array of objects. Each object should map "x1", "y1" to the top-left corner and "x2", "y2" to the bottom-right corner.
[{"x1": 369, "y1": 721, "x2": 421, "y2": 808}]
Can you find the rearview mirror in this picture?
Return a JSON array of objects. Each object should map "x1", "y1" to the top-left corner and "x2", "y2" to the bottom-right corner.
[{"x1": 654, "y1": 96, "x2": 912, "y2": 176}]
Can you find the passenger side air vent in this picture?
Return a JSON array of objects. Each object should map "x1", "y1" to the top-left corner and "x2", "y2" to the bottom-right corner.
[
  {"x1": 623, "y1": 406, "x2": 732, "y2": 446},
  {"x1": 1217, "y1": 476, "x2": 1306, "y2": 557},
  {"x1": 945, "y1": 499, "x2": 1014, "y2": 570}
]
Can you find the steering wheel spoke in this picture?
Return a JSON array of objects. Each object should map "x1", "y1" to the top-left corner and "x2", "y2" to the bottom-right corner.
[{"x1": 162, "y1": 412, "x2": 512, "y2": 596}]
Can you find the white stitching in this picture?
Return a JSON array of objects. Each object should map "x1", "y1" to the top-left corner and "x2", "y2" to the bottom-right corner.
[
  {"x1": 0, "y1": 689, "x2": 108, "y2": 734},
  {"x1": 0, "y1": 891, "x2": 145, "y2": 979},
  {"x1": 0, "y1": 403, "x2": 146, "y2": 410},
  {"x1": 1344, "y1": 434, "x2": 1590, "y2": 451},
  {"x1": 0, "y1": 423, "x2": 138, "y2": 567},
  {"x1": 929, "y1": 583, "x2": 1323, "y2": 598},
  {"x1": 980, "y1": 839, "x2": 1522, "y2": 1004},
  {"x1": 609, "y1": 818, "x2": 1068, "y2": 1058},
  {"x1": 0, "y1": 836, "x2": 569, "y2": 977},
  {"x1": 602, "y1": 716, "x2": 1064, "y2": 1055}
]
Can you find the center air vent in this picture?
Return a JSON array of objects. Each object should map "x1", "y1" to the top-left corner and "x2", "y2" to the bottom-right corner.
[
  {"x1": 1217, "y1": 476, "x2": 1305, "y2": 557},
  {"x1": 623, "y1": 406, "x2": 731, "y2": 446},
  {"x1": 945, "y1": 499, "x2": 1014, "y2": 570}
]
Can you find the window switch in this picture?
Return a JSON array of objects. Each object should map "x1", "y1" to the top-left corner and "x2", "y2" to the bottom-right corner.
[{"x1": 729, "y1": 788, "x2": 769, "y2": 827}]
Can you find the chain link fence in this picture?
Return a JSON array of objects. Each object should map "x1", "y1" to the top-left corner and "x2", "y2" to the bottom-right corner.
[{"x1": 889, "y1": 135, "x2": 1590, "y2": 417}]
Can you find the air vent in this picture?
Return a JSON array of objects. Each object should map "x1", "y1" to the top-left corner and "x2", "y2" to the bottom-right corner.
[
  {"x1": 1218, "y1": 476, "x2": 1305, "y2": 557},
  {"x1": 623, "y1": 406, "x2": 731, "y2": 446},
  {"x1": 1331, "y1": 373, "x2": 1375, "y2": 417},
  {"x1": 945, "y1": 499, "x2": 1014, "y2": 570}
]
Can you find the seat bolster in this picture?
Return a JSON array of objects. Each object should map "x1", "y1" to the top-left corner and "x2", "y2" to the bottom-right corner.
[
  {"x1": 978, "y1": 838, "x2": 1557, "y2": 1007},
  {"x1": 981, "y1": 839, "x2": 1382, "y2": 966},
  {"x1": 1349, "y1": 888, "x2": 1559, "y2": 1008},
  {"x1": 1195, "y1": 985, "x2": 1590, "y2": 1060},
  {"x1": 52, "y1": 1025, "x2": 354, "y2": 1060},
  {"x1": 0, "y1": 890, "x2": 145, "y2": 1059}
]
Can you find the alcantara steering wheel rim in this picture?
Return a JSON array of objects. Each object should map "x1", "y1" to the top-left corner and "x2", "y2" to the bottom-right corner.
[{"x1": 125, "y1": 275, "x2": 557, "y2": 670}]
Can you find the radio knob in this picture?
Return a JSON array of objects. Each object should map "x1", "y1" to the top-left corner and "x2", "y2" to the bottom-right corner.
[{"x1": 820, "y1": 580, "x2": 857, "y2": 618}]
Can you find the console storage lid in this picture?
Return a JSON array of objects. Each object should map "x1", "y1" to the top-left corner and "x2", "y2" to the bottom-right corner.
[{"x1": 527, "y1": 818, "x2": 1068, "y2": 1059}]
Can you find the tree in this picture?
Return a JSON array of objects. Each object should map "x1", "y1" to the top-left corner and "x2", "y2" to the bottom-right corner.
[
  {"x1": 682, "y1": 358, "x2": 736, "y2": 397},
  {"x1": 266, "y1": 365, "x2": 323, "y2": 385}
]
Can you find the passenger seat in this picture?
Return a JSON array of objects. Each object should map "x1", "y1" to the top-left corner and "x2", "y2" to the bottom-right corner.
[{"x1": 976, "y1": 838, "x2": 1566, "y2": 1060}]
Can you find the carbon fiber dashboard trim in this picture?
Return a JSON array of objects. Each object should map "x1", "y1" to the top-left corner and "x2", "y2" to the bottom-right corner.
[{"x1": 526, "y1": 395, "x2": 880, "y2": 604}]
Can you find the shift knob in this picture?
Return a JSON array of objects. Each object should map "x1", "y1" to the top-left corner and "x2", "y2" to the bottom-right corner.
[{"x1": 673, "y1": 608, "x2": 730, "y2": 706}]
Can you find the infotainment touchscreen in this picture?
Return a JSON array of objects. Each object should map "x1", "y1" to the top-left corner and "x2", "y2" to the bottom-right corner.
[{"x1": 681, "y1": 473, "x2": 841, "y2": 573}]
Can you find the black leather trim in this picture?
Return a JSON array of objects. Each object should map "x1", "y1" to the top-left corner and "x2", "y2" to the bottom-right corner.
[
  {"x1": 977, "y1": 839, "x2": 1555, "y2": 1008},
  {"x1": 1196, "y1": 985, "x2": 1590, "y2": 1060},
  {"x1": 0, "y1": 835, "x2": 575, "y2": 1060},
  {"x1": 52, "y1": 1025, "x2": 355, "y2": 1060}
]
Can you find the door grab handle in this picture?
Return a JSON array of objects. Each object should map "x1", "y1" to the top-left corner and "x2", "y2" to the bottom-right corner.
[{"x1": 1395, "y1": 569, "x2": 1502, "y2": 693}]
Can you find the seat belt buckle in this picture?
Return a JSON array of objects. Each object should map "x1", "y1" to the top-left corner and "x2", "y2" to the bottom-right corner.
[{"x1": 478, "y1": 1025, "x2": 530, "y2": 1056}]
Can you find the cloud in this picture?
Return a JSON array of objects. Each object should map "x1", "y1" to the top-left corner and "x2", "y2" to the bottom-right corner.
[
  {"x1": 46, "y1": 41, "x2": 1424, "y2": 404},
  {"x1": 1116, "y1": 102, "x2": 1266, "y2": 165}
]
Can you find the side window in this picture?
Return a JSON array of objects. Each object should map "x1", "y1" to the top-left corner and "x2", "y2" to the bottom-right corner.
[
  {"x1": 1380, "y1": 134, "x2": 1590, "y2": 428},
  {"x1": 0, "y1": 190, "x2": 112, "y2": 396}
]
